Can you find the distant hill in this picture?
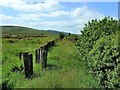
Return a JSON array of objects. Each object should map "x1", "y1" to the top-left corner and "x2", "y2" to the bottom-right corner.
[
  {"x1": 1, "y1": 26, "x2": 58, "y2": 36},
  {"x1": 47, "y1": 30, "x2": 69, "y2": 35}
]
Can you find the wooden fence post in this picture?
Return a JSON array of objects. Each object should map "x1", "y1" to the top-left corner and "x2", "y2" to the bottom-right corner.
[
  {"x1": 35, "y1": 49, "x2": 37, "y2": 63},
  {"x1": 36, "y1": 48, "x2": 40, "y2": 63},
  {"x1": 38, "y1": 49, "x2": 40, "y2": 63},
  {"x1": 23, "y1": 52, "x2": 33, "y2": 78},
  {"x1": 19, "y1": 52, "x2": 23, "y2": 69},
  {"x1": 23, "y1": 52, "x2": 28, "y2": 78},
  {"x1": 19, "y1": 52, "x2": 22, "y2": 60},
  {"x1": 40, "y1": 47, "x2": 44, "y2": 63},
  {"x1": 39, "y1": 48, "x2": 41, "y2": 63},
  {"x1": 42, "y1": 50, "x2": 48, "y2": 69},
  {"x1": 29, "y1": 54, "x2": 33, "y2": 76},
  {"x1": 52, "y1": 41, "x2": 54, "y2": 46}
]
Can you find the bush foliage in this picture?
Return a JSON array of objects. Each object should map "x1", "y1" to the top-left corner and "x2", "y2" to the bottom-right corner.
[{"x1": 76, "y1": 17, "x2": 120, "y2": 88}]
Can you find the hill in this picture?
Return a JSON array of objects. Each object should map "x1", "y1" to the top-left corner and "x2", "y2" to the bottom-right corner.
[
  {"x1": 1, "y1": 26, "x2": 57, "y2": 36},
  {"x1": 47, "y1": 30, "x2": 69, "y2": 35}
]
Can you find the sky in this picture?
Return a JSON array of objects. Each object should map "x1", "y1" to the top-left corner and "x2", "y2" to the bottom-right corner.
[{"x1": 0, "y1": 0, "x2": 118, "y2": 34}]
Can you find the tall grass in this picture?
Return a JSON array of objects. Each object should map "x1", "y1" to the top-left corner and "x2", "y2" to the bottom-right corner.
[{"x1": 2, "y1": 38, "x2": 101, "y2": 88}]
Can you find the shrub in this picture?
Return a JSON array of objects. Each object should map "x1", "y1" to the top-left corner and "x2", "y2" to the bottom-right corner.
[
  {"x1": 59, "y1": 32, "x2": 65, "y2": 40},
  {"x1": 76, "y1": 16, "x2": 120, "y2": 88}
]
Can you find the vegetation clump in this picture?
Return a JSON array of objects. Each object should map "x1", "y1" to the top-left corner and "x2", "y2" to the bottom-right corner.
[{"x1": 59, "y1": 32, "x2": 65, "y2": 40}]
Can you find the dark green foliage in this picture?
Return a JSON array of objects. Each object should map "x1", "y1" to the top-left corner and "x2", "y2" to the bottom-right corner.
[
  {"x1": 66, "y1": 34, "x2": 79, "y2": 43},
  {"x1": 2, "y1": 80, "x2": 13, "y2": 90},
  {"x1": 76, "y1": 16, "x2": 120, "y2": 88},
  {"x1": 59, "y1": 32, "x2": 65, "y2": 39},
  {"x1": 68, "y1": 33, "x2": 71, "y2": 36}
]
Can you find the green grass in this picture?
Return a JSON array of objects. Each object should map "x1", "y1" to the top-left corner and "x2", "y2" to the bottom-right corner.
[
  {"x1": 2, "y1": 37, "x2": 56, "y2": 88},
  {"x1": 0, "y1": 38, "x2": 2, "y2": 84},
  {"x1": 2, "y1": 37, "x2": 101, "y2": 88}
]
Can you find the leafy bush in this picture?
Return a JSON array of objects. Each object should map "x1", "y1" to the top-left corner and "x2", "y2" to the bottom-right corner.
[{"x1": 76, "y1": 17, "x2": 120, "y2": 88}]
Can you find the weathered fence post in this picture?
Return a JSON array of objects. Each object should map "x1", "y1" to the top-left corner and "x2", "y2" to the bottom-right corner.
[
  {"x1": 29, "y1": 54, "x2": 33, "y2": 77},
  {"x1": 23, "y1": 52, "x2": 33, "y2": 78},
  {"x1": 19, "y1": 52, "x2": 22, "y2": 60},
  {"x1": 39, "y1": 48, "x2": 41, "y2": 63},
  {"x1": 35, "y1": 49, "x2": 40, "y2": 63},
  {"x1": 35, "y1": 49, "x2": 37, "y2": 63},
  {"x1": 39, "y1": 47, "x2": 43, "y2": 63},
  {"x1": 52, "y1": 41, "x2": 54, "y2": 46},
  {"x1": 23, "y1": 52, "x2": 28, "y2": 77},
  {"x1": 19, "y1": 52, "x2": 23, "y2": 70},
  {"x1": 42, "y1": 50, "x2": 48, "y2": 69}
]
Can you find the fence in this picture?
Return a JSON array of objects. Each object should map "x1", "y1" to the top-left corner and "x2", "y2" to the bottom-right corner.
[
  {"x1": 35, "y1": 47, "x2": 47, "y2": 69},
  {"x1": 19, "y1": 38, "x2": 59, "y2": 78}
]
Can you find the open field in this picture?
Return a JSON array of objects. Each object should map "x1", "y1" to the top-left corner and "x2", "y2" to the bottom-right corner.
[{"x1": 2, "y1": 37, "x2": 101, "y2": 88}]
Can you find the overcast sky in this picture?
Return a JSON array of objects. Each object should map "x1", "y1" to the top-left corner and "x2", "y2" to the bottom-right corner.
[{"x1": 0, "y1": 0, "x2": 118, "y2": 34}]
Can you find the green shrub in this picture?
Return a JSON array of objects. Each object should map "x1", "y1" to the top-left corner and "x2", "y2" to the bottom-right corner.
[
  {"x1": 59, "y1": 32, "x2": 65, "y2": 40},
  {"x1": 76, "y1": 16, "x2": 120, "y2": 88}
]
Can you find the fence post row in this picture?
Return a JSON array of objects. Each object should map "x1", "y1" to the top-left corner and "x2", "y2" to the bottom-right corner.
[
  {"x1": 18, "y1": 39, "x2": 58, "y2": 78},
  {"x1": 23, "y1": 52, "x2": 33, "y2": 78},
  {"x1": 35, "y1": 47, "x2": 48, "y2": 69}
]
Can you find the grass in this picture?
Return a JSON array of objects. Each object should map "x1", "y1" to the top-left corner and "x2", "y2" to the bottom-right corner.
[
  {"x1": 2, "y1": 37, "x2": 56, "y2": 88},
  {"x1": 0, "y1": 38, "x2": 2, "y2": 84},
  {"x1": 2, "y1": 37, "x2": 101, "y2": 88}
]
